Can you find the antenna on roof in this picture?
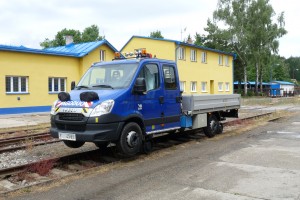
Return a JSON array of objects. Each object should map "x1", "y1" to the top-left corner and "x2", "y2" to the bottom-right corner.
[{"x1": 181, "y1": 27, "x2": 187, "y2": 41}]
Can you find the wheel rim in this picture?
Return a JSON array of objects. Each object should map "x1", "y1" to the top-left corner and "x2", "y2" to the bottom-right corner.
[
  {"x1": 126, "y1": 131, "x2": 138, "y2": 148},
  {"x1": 210, "y1": 120, "x2": 218, "y2": 133}
]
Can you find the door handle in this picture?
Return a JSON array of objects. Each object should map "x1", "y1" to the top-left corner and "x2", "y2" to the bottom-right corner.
[{"x1": 159, "y1": 96, "x2": 164, "y2": 104}]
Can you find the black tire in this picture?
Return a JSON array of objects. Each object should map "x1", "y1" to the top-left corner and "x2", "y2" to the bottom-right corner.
[
  {"x1": 63, "y1": 140, "x2": 85, "y2": 148},
  {"x1": 217, "y1": 123, "x2": 223, "y2": 134},
  {"x1": 117, "y1": 122, "x2": 143, "y2": 157},
  {"x1": 141, "y1": 140, "x2": 152, "y2": 154},
  {"x1": 94, "y1": 142, "x2": 109, "y2": 149},
  {"x1": 203, "y1": 115, "x2": 219, "y2": 138}
]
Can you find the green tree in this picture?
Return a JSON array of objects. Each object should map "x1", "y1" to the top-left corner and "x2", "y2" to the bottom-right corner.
[
  {"x1": 194, "y1": 32, "x2": 205, "y2": 46},
  {"x1": 285, "y1": 57, "x2": 300, "y2": 81},
  {"x1": 246, "y1": 0, "x2": 286, "y2": 93},
  {"x1": 82, "y1": 25, "x2": 103, "y2": 43},
  {"x1": 40, "y1": 25, "x2": 103, "y2": 48},
  {"x1": 205, "y1": 0, "x2": 286, "y2": 95},
  {"x1": 149, "y1": 30, "x2": 164, "y2": 39}
]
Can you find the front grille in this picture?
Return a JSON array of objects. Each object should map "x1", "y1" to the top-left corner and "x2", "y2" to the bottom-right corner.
[
  {"x1": 59, "y1": 113, "x2": 84, "y2": 121},
  {"x1": 56, "y1": 123, "x2": 86, "y2": 132}
]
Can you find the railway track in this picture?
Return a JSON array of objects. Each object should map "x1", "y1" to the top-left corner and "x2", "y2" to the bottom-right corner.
[
  {"x1": 0, "y1": 124, "x2": 50, "y2": 135},
  {"x1": 0, "y1": 111, "x2": 275, "y2": 195},
  {"x1": 0, "y1": 132, "x2": 60, "y2": 153}
]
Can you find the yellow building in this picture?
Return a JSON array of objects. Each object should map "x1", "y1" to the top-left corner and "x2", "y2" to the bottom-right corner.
[
  {"x1": 121, "y1": 36, "x2": 235, "y2": 95},
  {"x1": 0, "y1": 40, "x2": 117, "y2": 114}
]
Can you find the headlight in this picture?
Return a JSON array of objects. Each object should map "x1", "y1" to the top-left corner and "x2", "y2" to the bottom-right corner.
[
  {"x1": 90, "y1": 100, "x2": 114, "y2": 117},
  {"x1": 50, "y1": 100, "x2": 59, "y2": 115}
]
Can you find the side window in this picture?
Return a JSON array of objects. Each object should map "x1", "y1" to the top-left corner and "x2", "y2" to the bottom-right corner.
[
  {"x1": 138, "y1": 64, "x2": 159, "y2": 91},
  {"x1": 6, "y1": 76, "x2": 29, "y2": 93},
  {"x1": 163, "y1": 65, "x2": 177, "y2": 90},
  {"x1": 48, "y1": 77, "x2": 66, "y2": 93},
  {"x1": 100, "y1": 50, "x2": 106, "y2": 61}
]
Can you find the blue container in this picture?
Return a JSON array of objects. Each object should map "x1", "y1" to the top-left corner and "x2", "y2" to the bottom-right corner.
[{"x1": 180, "y1": 115, "x2": 192, "y2": 128}]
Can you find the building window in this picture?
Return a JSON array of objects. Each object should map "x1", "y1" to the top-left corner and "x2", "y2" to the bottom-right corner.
[
  {"x1": 180, "y1": 81, "x2": 186, "y2": 92},
  {"x1": 224, "y1": 55, "x2": 229, "y2": 66},
  {"x1": 100, "y1": 50, "x2": 106, "y2": 61},
  {"x1": 177, "y1": 47, "x2": 185, "y2": 60},
  {"x1": 191, "y1": 81, "x2": 197, "y2": 92},
  {"x1": 218, "y1": 55, "x2": 223, "y2": 66},
  {"x1": 201, "y1": 82, "x2": 207, "y2": 92},
  {"x1": 49, "y1": 77, "x2": 66, "y2": 93},
  {"x1": 225, "y1": 82, "x2": 230, "y2": 91},
  {"x1": 6, "y1": 76, "x2": 28, "y2": 93},
  {"x1": 218, "y1": 82, "x2": 223, "y2": 91},
  {"x1": 190, "y1": 49, "x2": 197, "y2": 62},
  {"x1": 201, "y1": 52, "x2": 207, "y2": 63}
]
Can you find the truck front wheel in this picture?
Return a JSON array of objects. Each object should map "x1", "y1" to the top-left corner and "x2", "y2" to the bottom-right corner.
[
  {"x1": 203, "y1": 115, "x2": 219, "y2": 138},
  {"x1": 117, "y1": 122, "x2": 143, "y2": 157},
  {"x1": 63, "y1": 140, "x2": 85, "y2": 148}
]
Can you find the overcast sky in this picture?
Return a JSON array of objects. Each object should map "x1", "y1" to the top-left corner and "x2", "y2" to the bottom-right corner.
[{"x1": 0, "y1": 0, "x2": 298, "y2": 58}]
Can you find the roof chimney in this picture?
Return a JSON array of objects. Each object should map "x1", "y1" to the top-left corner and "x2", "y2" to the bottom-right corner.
[
  {"x1": 65, "y1": 35, "x2": 74, "y2": 45},
  {"x1": 187, "y1": 37, "x2": 193, "y2": 44}
]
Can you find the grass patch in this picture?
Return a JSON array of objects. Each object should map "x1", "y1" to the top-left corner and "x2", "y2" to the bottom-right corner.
[{"x1": 241, "y1": 96, "x2": 300, "y2": 106}]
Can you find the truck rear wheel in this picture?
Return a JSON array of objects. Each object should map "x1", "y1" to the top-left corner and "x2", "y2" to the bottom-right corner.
[
  {"x1": 203, "y1": 115, "x2": 219, "y2": 138},
  {"x1": 117, "y1": 122, "x2": 143, "y2": 157},
  {"x1": 63, "y1": 140, "x2": 85, "y2": 148}
]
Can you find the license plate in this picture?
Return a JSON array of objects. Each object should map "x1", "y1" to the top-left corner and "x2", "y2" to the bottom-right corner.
[{"x1": 59, "y1": 132, "x2": 76, "y2": 141}]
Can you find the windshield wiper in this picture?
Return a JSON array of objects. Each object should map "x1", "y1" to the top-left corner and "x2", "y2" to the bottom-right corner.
[
  {"x1": 76, "y1": 85, "x2": 89, "y2": 90},
  {"x1": 92, "y1": 84, "x2": 114, "y2": 89}
]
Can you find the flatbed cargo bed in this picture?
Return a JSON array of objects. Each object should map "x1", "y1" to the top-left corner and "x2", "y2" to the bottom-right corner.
[{"x1": 182, "y1": 94, "x2": 241, "y2": 115}]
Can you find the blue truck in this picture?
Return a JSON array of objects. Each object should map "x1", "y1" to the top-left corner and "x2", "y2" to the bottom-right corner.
[{"x1": 50, "y1": 50, "x2": 240, "y2": 157}]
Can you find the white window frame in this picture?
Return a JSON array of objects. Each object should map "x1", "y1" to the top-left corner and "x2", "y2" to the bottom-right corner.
[
  {"x1": 218, "y1": 82, "x2": 223, "y2": 91},
  {"x1": 225, "y1": 82, "x2": 230, "y2": 91},
  {"x1": 201, "y1": 52, "x2": 207, "y2": 63},
  {"x1": 190, "y1": 81, "x2": 197, "y2": 92},
  {"x1": 190, "y1": 49, "x2": 197, "y2": 62},
  {"x1": 218, "y1": 55, "x2": 223, "y2": 66},
  {"x1": 224, "y1": 55, "x2": 229, "y2": 66},
  {"x1": 201, "y1": 82, "x2": 207, "y2": 92},
  {"x1": 177, "y1": 47, "x2": 185, "y2": 60},
  {"x1": 180, "y1": 81, "x2": 186, "y2": 92},
  {"x1": 6, "y1": 76, "x2": 28, "y2": 94},
  {"x1": 49, "y1": 77, "x2": 67, "y2": 93},
  {"x1": 100, "y1": 50, "x2": 106, "y2": 61}
]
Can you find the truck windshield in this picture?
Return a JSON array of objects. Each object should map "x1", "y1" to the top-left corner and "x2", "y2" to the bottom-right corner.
[{"x1": 77, "y1": 63, "x2": 139, "y2": 89}]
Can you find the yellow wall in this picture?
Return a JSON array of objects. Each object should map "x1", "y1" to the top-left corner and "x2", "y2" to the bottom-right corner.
[
  {"x1": 0, "y1": 51, "x2": 80, "y2": 108},
  {"x1": 122, "y1": 37, "x2": 234, "y2": 95},
  {"x1": 178, "y1": 47, "x2": 233, "y2": 94},
  {"x1": 122, "y1": 37, "x2": 176, "y2": 60},
  {"x1": 80, "y1": 44, "x2": 116, "y2": 77},
  {"x1": 0, "y1": 44, "x2": 116, "y2": 110}
]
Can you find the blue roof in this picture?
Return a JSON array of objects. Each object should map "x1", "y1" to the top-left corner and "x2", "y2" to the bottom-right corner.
[
  {"x1": 0, "y1": 39, "x2": 118, "y2": 58},
  {"x1": 121, "y1": 35, "x2": 236, "y2": 58},
  {"x1": 272, "y1": 81, "x2": 294, "y2": 85}
]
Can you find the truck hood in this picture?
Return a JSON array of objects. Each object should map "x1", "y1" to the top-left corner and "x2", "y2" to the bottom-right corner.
[{"x1": 56, "y1": 89, "x2": 126, "y2": 109}]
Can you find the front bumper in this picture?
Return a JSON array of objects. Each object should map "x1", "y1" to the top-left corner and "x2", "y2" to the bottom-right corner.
[{"x1": 50, "y1": 114, "x2": 124, "y2": 142}]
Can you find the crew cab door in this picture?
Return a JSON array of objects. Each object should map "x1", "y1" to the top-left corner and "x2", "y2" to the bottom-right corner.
[
  {"x1": 161, "y1": 64, "x2": 181, "y2": 128},
  {"x1": 134, "y1": 62, "x2": 164, "y2": 133}
]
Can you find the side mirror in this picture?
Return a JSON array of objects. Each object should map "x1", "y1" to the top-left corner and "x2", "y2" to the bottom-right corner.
[
  {"x1": 134, "y1": 78, "x2": 146, "y2": 94},
  {"x1": 71, "y1": 81, "x2": 76, "y2": 90}
]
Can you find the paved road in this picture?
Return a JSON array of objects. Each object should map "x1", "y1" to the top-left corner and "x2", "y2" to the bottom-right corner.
[{"x1": 6, "y1": 112, "x2": 300, "y2": 200}]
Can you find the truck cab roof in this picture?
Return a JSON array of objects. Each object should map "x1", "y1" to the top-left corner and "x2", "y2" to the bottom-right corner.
[{"x1": 92, "y1": 58, "x2": 176, "y2": 68}]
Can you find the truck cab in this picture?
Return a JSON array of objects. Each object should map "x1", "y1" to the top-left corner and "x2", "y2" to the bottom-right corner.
[{"x1": 50, "y1": 50, "x2": 182, "y2": 156}]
